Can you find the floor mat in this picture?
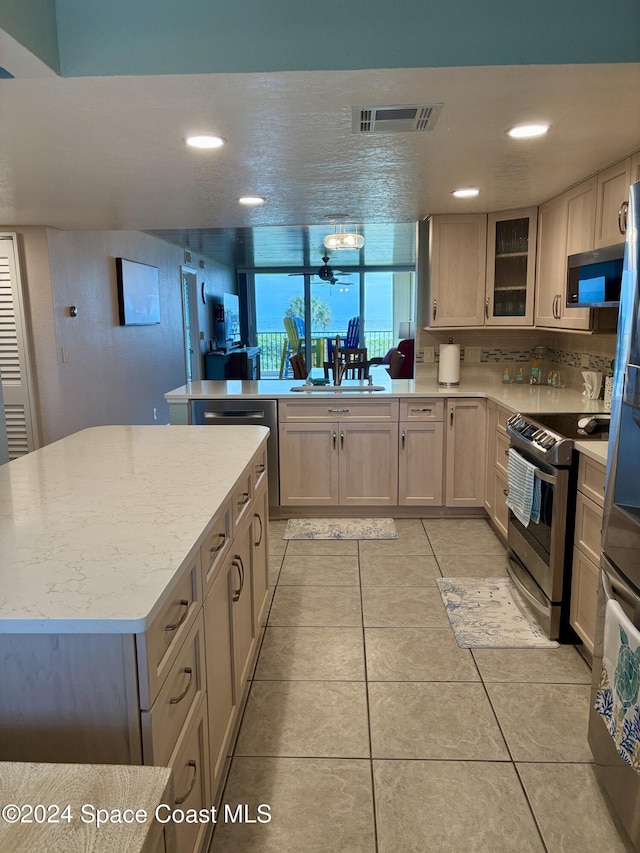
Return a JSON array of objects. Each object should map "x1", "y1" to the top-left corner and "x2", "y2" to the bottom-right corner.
[
  {"x1": 283, "y1": 518, "x2": 398, "y2": 540},
  {"x1": 436, "y1": 577, "x2": 559, "y2": 648}
]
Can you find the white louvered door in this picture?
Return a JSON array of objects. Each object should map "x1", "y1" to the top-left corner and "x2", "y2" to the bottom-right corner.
[{"x1": 0, "y1": 234, "x2": 38, "y2": 458}]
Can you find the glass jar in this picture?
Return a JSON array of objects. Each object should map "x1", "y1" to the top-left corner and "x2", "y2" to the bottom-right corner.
[{"x1": 529, "y1": 346, "x2": 548, "y2": 386}]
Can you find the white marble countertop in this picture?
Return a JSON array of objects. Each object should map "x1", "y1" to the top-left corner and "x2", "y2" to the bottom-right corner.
[
  {"x1": 574, "y1": 439, "x2": 609, "y2": 465},
  {"x1": 165, "y1": 375, "x2": 609, "y2": 415},
  {"x1": 0, "y1": 425, "x2": 268, "y2": 634}
]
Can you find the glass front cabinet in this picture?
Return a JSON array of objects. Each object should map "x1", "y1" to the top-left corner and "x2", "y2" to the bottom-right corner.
[{"x1": 485, "y1": 208, "x2": 537, "y2": 326}]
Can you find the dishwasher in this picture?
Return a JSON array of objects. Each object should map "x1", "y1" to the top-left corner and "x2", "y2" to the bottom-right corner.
[{"x1": 190, "y1": 399, "x2": 279, "y2": 506}]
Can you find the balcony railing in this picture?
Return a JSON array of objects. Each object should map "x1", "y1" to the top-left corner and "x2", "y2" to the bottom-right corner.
[{"x1": 257, "y1": 330, "x2": 395, "y2": 377}]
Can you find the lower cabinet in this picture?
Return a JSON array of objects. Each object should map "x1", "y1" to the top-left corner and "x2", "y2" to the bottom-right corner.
[
  {"x1": 251, "y1": 479, "x2": 270, "y2": 633},
  {"x1": 570, "y1": 455, "x2": 605, "y2": 656},
  {"x1": 398, "y1": 421, "x2": 444, "y2": 505},
  {"x1": 445, "y1": 399, "x2": 487, "y2": 507},
  {"x1": 279, "y1": 421, "x2": 398, "y2": 506},
  {"x1": 485, "y1": 401, "x2": 512, "y2": 539}
]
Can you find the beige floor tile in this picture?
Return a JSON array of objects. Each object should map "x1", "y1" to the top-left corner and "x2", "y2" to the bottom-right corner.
[
  {"x1": 392, "y1": 518, "x2": 430, "y2": 536},
  {"x1": 268, "y1": 586, "x2": 362, "y2": 627},
  {"x1": 473, "y1": 645, "x2": 591, "y2": 684},
  {"x1": 436, "y1": 553, "x2": 509, "y2": 576},
  {"x1": 368, "y1": 682, "x2": 509, "y2": 760},
  {"x1": 209, "y1": 757, "x2": 375, "y2": 853},
  {"x1": 235, "y1": 681, "x2": 370, "y2": 758},
  {"x1": 423, "y1": 518, "x2": 506, "y2": 556},
  {"x1": 362, "y1": 586, "x2": 449, "y2": 627},
  {"x1": 267, "y1": 520, "x2": 287, "y2": 557},
  {"x1": 255, "y1": 627, "x2": 365, "y2": 681},
  {"x1": 268, "y1": 555, "x2": 283, "y2": 587},
  {"x1": 486, "y1": 683, "x2": 593, "y2": 762},
  {"x1": 517, "y1": 763, "x2": 633, "y2": 853},
  {"x1": 285, "y1": 539, "x2": 358, "y2": 556},
  {"x1": 365, "y1": 627, "x2": 479, "y2": 681},
  {"x1": 278, "y1": 555, "x2": 359, "y2": 586},
  {"x1": 358, "y1": 534, "x2": 433, "y2": 558},
  {"x1": 359, "y1": 554, "x2": 441, "y2": 586},
  {"x1": 374, "y1": 760, "x2": 545, "y2": 853}
]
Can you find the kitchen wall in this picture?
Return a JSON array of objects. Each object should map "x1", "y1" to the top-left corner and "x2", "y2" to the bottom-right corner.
[{"x1": 10, "y1": 227, "x2": 236, "y2": 445}]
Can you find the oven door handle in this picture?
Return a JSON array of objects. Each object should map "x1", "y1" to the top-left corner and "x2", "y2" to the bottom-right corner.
[
  {"x1": 601, "y1": 560, "x2": 640, "y2": 609},
  {"x1": 509, "y1": 447, "x2": 558, "y2": 485}
]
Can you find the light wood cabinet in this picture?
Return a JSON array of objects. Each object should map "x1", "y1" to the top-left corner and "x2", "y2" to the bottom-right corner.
[
  {"x1": 492, "y1": 467, "x2": 509, "y2": 540},
  {"x1": 445, "y1": 399, "x2": 486, "y2": 507},
  {"x1": 204, "y1": 556, "x2": 236, "y2": 799},
  {"x1": 398, "y1": 421, "x2": 444, "y2": 506},
  {"x1": 570, "y1": 454, "x2": 606, "y2": 657},
  {"x1": 595, "y1": 157, "x2": 632, "y2": 248},
  {"x1": 278, "y1": 401, "x2": 400, "y2": 507},
  {"x1": 485, "y1": 208, "x2": 537, "y2": 326},
  {"x1": 428, "y1": 214, "x2": 487, "y2": 326},
  {"x1": 535, "y1": 178, "x2": 594, "y2": 331},
  {"x1": 0, "y1": 439, "x2": 270, "y2": 853},
  {"x1": 484, "y1": 401, "x2": 513, "y2": 540}
]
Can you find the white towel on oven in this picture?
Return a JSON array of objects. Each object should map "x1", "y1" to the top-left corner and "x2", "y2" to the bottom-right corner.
[
  {"x1": 505, "y1": 448, "x2": 541, "y2": 527},
  {"x1": 595, "y1": 597, "x2": 640, "y2": 770}
]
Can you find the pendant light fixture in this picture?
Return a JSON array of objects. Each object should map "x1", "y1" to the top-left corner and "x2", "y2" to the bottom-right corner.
[{"x1": 323, "y1": 223, "x2": 365, "y2": 250}]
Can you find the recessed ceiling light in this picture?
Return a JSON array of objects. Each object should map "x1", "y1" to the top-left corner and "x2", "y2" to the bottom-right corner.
[
  {"x1": 452, "y1": 188, "x2": 480, "y2": 198},
  {"x1": 507, "y1": 124, "x2": 550, "y2": 139},
  {"x1": 185, "y1": 134, "x2": 225, "y2": 149},
  {"x1": 238, "y1": 196, "x2": 266, "y2": 206}
]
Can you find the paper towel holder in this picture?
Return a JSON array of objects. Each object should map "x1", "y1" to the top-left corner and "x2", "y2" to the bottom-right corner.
[{"x1": 438, "y1": 338, "x2": 461, "y2": 387}]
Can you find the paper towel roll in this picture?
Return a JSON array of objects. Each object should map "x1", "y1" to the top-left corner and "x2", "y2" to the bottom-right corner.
[{"x1": 439, "y1": 344, "x2": 460, "y2": 386}]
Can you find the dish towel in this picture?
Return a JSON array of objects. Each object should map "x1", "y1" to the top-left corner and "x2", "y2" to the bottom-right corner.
[
  {"x1": 595, "y1": 597, "x2": 640, "y2": 770},
  {"x1": 505, "y1": 448, "x2": 541, "y2": 528}
]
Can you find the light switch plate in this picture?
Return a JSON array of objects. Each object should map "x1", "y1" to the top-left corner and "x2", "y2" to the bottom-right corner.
[
  {"x1": 580, "y1": 354, "x2": 590, "y2": 368},
  {"x1": 423, "y1": 347, "x2": 435, "y2": 364},
  {"x1": 465, "y1": 346, "x2": 481, "y2": 363}
]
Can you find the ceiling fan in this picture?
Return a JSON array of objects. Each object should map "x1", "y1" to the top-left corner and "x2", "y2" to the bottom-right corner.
[{"x1": 289, "y1": 256, "x2": 356, "y2": 286}]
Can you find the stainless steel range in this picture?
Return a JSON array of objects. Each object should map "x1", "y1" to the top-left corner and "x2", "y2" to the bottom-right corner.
[{"x1": 505, "y1": 411, "x2": 609, "y2": 640}]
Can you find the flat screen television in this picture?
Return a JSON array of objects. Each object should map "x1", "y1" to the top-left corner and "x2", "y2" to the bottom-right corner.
[{"x1": 223, "y1": 292, "x2": 241, "y2": 348}]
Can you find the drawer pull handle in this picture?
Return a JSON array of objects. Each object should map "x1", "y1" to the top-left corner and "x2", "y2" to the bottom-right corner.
[
  {"x1": 401, "y1": 431, "x2": 406, "y2": 449},
  {"x1": 505, "y1": 449, "x2": 509, "y2": 456},
  {"x1": 450, "y1": 406, "x2": 454, "y2": 426},
  {"x1": 174, "y1": 760, "x2": 197, "y2": 805},
  {"x1": 164, "y1": 600, "x2": 189, "y2": 632},
  {"x1": 333, "y1": 431, "x2": 337, "y2": 449},
  {"x1": 503, "y1": 489, "x2": 509, "y2": 497},
  {"x1": 411, "y1": 408, "x2": 432, "y2": 413},
  {"x1": 340, "y1": 431, "x2": 344, "y2": 450},
  {"x1": 255, "y1": 462, "x2": 266, "y2": 473},
  {"x1": 210, "y1": 532, "x2": 226, "y2": 553},
  {"x1": 237, "y1": 492, "x2": 250, "y2": 507},
  {"x1": 433, "y1": 299, "x2": 437, "y2": 320},
  {"x1": 485, "y1": 296, "x2": 490, "y2": 319},
  {"x1": 232, "y1": 556, "x2": 245, "y2": 602},
  {"x1": 254, "y1": 512, "x2": 263, "y2": 546},
  {"x1": 619, "y1": 200, "x2": 629, "y2": 235},
  {"x1": 328, "y1": 408, "x2": 349, "y2": 414},
  {"x1": 169, "y1": 667, "x2": 193, "y2": 705}
]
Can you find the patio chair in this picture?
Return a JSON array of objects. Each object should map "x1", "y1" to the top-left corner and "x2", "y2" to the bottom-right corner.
[
  {"x1": 326, "y1": 317, "x2": 360, "y2": 363},
  {"x1": 279, "y1": 317, "x2": 324, "y2": 378}
]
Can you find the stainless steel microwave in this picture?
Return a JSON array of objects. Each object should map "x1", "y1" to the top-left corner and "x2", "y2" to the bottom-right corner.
[{"x1": 566, "y1": 242, "x2": 624, "y2": 308}]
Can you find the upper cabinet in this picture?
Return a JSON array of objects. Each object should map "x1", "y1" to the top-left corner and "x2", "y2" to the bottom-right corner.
[
  {"x1": 594, "y1": 158, "x2": 632, "y2": 248},
  {"x1": 485, "y1": 208, "x2": 537, "y2": 326},
  {"x1": 429, "y1": 215, "x2": 487, "y2": 327},
  {"x1": 535, "y1": 178, "x2": 595, "y2": 331},
  {"x1": 428, "y1": 210, "x2": 536, "y2": 328}
]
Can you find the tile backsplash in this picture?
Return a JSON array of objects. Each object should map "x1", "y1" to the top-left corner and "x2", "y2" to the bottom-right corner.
[{"x1": 417, "y1": 327, "x2": 616, "y2": 389}]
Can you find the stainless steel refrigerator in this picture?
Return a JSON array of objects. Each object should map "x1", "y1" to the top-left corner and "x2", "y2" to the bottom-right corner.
[{"x1": 589, "y1": 179, "x2": 640, "y2": 849}]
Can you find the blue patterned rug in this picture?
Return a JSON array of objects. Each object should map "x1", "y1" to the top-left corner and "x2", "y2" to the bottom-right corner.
[
  {"x1": 283, "y1": 518, "x2": 398, "y2": 540},
  {"x1": 436, "y1": 577, "x2": 558, "y2": 648}
]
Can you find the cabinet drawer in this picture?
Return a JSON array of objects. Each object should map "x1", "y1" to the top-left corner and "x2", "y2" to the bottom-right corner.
[
  {"x1": 201, "y1": 498, "x2": 232, "y2": 592},
  {"x1": 495, "y1": 430, "x2": 510, "y2": 477},
  {"x1": 279, "y1": 399, "x2": 399, "y2": 422},
  {"x1": 232, "y1": 466, "x2": 253, "y2": 529},
  {"x1": 253, "y1": 444, "x2": 268, "y2": 492},
  {"x1": 574, "y1": 491, "x2": 603, "y2": 565},
  {"x1": 138, "y1": 557, "x2": 203, "y2": 709},
  {"x1": 578, "y1": 454, "x2": 606, "y2": 508},
  {"x1": 570, "y1": 546, "x2": 599, "y2": 656},
  {"x1": 164, "y1": 695, "x2": 211, "y2": 853},
  {"x1": 399, "y1": 399, "x2": 443, "y2": 421},
  {"x1": 493, "y1": 467, "x2": 509, "y2": 541},
  {"x1": 141, "y1": 611, "x2": 206, "y2": 767}
]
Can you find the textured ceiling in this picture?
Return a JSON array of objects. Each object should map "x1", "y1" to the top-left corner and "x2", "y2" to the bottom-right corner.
[{"x1": 1, "y1": 64, "x2": 639, "y2": 267}]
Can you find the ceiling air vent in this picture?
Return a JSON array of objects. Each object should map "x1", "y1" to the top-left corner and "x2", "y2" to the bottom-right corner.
[{"x1": 353, "y1": 103, "x2": 443, "y2": 134}]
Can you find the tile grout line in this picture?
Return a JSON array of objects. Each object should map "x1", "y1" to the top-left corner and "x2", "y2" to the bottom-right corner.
[{"x1": 358, "y1": 538, "x2": 381, "y2": 853}]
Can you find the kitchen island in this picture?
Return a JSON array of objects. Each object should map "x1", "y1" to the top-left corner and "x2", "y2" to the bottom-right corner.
[{"x1": 0, "y1": 425, "x2": 271, "y2": 853}]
